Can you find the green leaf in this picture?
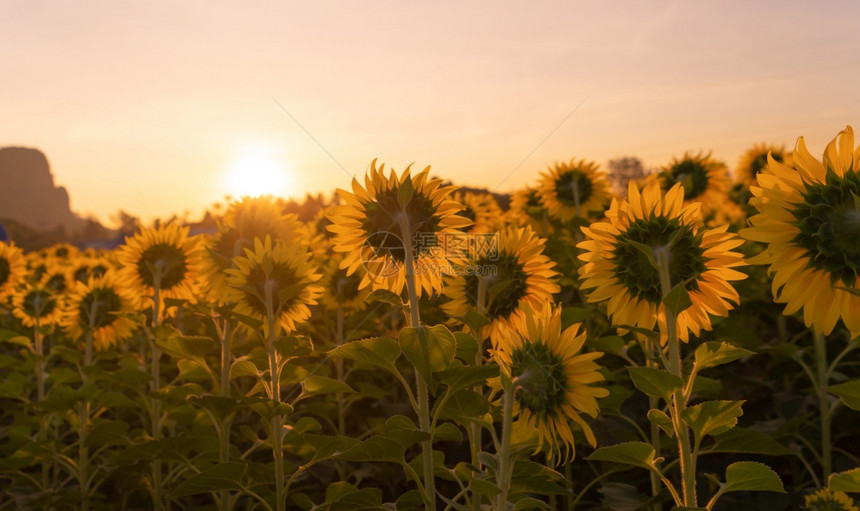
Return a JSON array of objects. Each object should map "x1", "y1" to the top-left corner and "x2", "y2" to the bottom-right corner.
[
  {"x1": 171, "y1": 462, "x2": 247, "y2": 497},
  {"x1": 230, "y1": 359, "x2": 259, "y2": 379},
  {"x1": 434, "y1": 423, "x2": 463, "y2": 442},
  {"x1": 694, "y1": 341, "x2": 754, "y2": 372},
  {"x1": 437, "y1": 364, "x2": 499, "y2": 397},
  {"x1": 586, "y1": 441, "x2": 658, "y2": 470},
  {"x1": 829, "y1": 379, "x2": 860, "y2": 411},
  {"x1": 156, "y1": 334, "x2": 216, "y2": 363},
  {"x1": 460, "y1": 308, "x2": 490, "y2": 336},
  {"x1": 0, "y1": 331, "x2": 31, "y2": 348},
  {"x1": 706, "y1": 427, "x2": 793, "y2": 456},
  {"x1": 721, "y1": 461, "x2": 784, "y2": 493},
  {"x1": 320, "y1": 481, "x2": 384, "y2": 509},
  {"x1": 366, "y1": 288, "x2": 405, "y2": 307},
  {"x1": 330, "y1": 336, "x2": 401, "y2": 376},
  {"x1": 400, "y1": 325, "x2": 458, "y2": 384},
  {"x1": 591, "y1": 335, "x2": 627, "y2": 358},
  {"x1": 229, "y1": 310, "x2": 263, "y2": 331},
  {"x1": 400, "y1": 327, "x2": 433, "y2": 384},
  {"x1": 681, "y1": 400, "x2": 744, "y2": 441},
  {"x1": 397, "y1": 175, "x2": 414, "y2": 207},
  {"x1": 828, "y1": 467, "x2": 860, "y2": 493},
  {"x1": 301, "y1": 376, "x2": 355, "y2": 398},
  {"x1": 454, "y1": 331, "x2": 479, "y2": 362},
  {"x1": 426, "y1": 324, "x2": 458, "y2": 373},
  {"x1": 186, "y1": 395, "x2": 241, "y2": 422},
  {"x1": 663, "y1": 282, "x2": 693, "y2": 316},
  {"x1": 273, "y1": 335, "x2": 313, "y2": 359},
  {"x1": 336, "y1": 429, "x2": 429, "y2": 464},
  {"x1": 647, "y1": 409, "x2": 675, "y2": 438},
  {"x1": 627, "y1": 366, "x2": 684, "y2": 402}
]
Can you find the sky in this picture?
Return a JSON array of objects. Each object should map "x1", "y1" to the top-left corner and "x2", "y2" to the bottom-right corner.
[{"x1": 2, "y1": 0, "x2": 859, "y2": 227}]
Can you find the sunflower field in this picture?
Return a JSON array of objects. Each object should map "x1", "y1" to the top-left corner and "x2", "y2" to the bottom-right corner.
[{"x1": 1, "y1": 126, "x2": 859, "y2": 511}]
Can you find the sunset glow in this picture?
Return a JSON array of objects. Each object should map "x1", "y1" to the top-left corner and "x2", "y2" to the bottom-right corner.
[{"x1": 222, "y1": 145, "x2": 293, "y2": 198}]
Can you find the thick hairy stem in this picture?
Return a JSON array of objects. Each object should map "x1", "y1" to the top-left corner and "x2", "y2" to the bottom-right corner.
[
  {"x1": 470, "y1": 278, "x2": 487, "y2": 511},
  {"x1": 150, "y1": 280, "x2": 165, "y2": 511},
  {"x1": 495, "y1": 383, "x2": 516, "y2": 511},
  {"x1": 657, "y1": 251, "x2": 695, "y2": 507},
  {"x1": 219, "y1": 318, "x2": 233, "y2": 511},
  {"x1": 813, "y1": 330, "x2": 831, "y2": 480},
  {"x1": 264, "y1": 282, "x2": 285, "y2": 511},
  {"x1": 400, "y1": 211, "x2": 435, "y2": 511}
]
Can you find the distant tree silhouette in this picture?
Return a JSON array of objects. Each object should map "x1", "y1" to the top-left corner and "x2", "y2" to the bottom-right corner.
[{"x1": 607, "y1": 156, "x2": 651, "y2": 196}]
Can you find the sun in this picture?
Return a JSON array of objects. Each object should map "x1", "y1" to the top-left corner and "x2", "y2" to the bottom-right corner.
[{"x1": 223, "y1": 144, "x2": 294, "y2": 198}]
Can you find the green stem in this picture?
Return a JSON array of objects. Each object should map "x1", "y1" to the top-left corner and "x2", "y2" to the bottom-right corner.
[
  {"x1": 495, "y1": 381, "x2": 516, "y2": 511},
  {"x1": 335, "y1": 306, "x2": 348, "y2": 481},
  {"x1": 34, "y1": 323, "x2": 50, "y2": 489},
  {"x1": 813, "y1": 330, "x2": 831, "y2": 481},
  {"x1": 400, "y1": 210, "x2": 436, "y2": 511},
  {"x1": 78, "y1": 329, "x2": 94, "y2": 511},
  {"x1": 264, "y1": 282, "x2": 285, "y2": 511},
  {"x1": 470, "y1": 277, "x2": 487, "y2": 511},
  {"x1": 656, "y1": 250, "x2": 696, "y2": 507},
  {"x1": 219, "y1": 318, "x2": 233, "y2": 511},
  {"x1": 150, "y1": 279, "x2": 164, "y2": 511}
]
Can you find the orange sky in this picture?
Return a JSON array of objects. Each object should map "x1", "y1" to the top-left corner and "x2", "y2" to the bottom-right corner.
[{"x1": 2, "y1": 1, "x2": 859, "y2": 227}]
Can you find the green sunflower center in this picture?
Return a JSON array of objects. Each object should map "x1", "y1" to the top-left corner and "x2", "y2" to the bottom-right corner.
[
  {"x1": 73, "y1": 265, "x2": 90, "y2": 283},
  {"x1": 510, "y1": 341, "x2": 567, "y2": 418},
  {"x1": 46, "y1": 274, "x2": 67, "y2": 293},
  {"x1": 554, "y1": 171, "x2": 593, "y2": 207},
  {"x1": 791, "y1": 169, "x2": 860, "y2": 286},
  {"x1": 666, "y1": 159, "x2": 709, "y2": 199},
  {"x1": 78, "y1": 286, "x2": 122, "y2": 329},
  {"x1": 360, "y1": 187, "x2": 442, "y2": 263},
  {"x1": 242, "y1": 262, "x2": 301, "y2": 317},
  {"x1": 463, "y1": 252, "x2": 527, "y2": 319},
  {"x1": 611, "y1": 217, "x2": 707, "y2": 304},
  {"x1": 330, "y1": 267, "x2": 361, "y2": 303},
  {"x1": 0, "y1": 258, "x2": 9, "y2": 287},
  {"x1": 23, "y1": 289, "x2": 57, "y2": 318},
  {"x1": 136, "y1": 243, "x2": 189, "y2": 290}
]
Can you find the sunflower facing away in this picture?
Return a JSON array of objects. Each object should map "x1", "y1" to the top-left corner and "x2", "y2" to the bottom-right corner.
[
  {"x1": 317, "y1": 252, "x2": 368, "y2": 311},
  {"x1": 327, "y1": 160, "x2": 471, "y2": 297},
  {"x1": 742, "y1": 126, "x2": 860, "y2": 338},
  {"x1": 803, "y1": 488, "x2": 859, "y2": 511},
  {"x1": 12, "y1": 283, "x2": 62, "y2": 328},
  {"x1": 224, "y1": 236, "x2": 323, "y2": 336},
  {"x1": 508, "y1": 186, "x2": 553, "y2": 235},
  {"x1": 452, "y1": 190, "x2": 504, "y2": 234},
  {"x1": 578, "y1": 181, "x2": 747, "y2": 343},
  {"x1": 538, "y1": 159, "x2": 611, "y2": 223},
  {"x1": 201, "y1": 196, "x2": 303, "y2": 302},
  {"x1": 118, "y1": 223, "x2": 201, "y2": 313},
  {"x1": 61, "y1": 272, "x2": 139, "y2": 350},
  {"x1": 443, "y1": 225, "x2": 560, "y2": 347},
  {"x1": 653, "y1": 152, "x2": 734, "y2": 221},
  {"x1": 492, "y1": 303, "x2": 608, "y2": 463},
  {"x1": 0, "y1": 242, "x2": 26, "y2": 304},
  {"x1": 735, "y1": 143, "x2": 792, "y2": 187}
]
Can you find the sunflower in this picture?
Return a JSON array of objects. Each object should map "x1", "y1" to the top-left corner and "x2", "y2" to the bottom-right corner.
[
  {"x1": 653, "y1": 152, "x2": 734, "y2": 221},
  {"x1": 200, "y1": 196, "x2": 304, "y2": 302},
  {"x1": 224, "y1": 236, "x2": 323, "y2": 336},
  {"x1": 48, "y1": 242, "x2": 80, "y2": 261},
  {"x1": 538, "y1": 158, "x2": 611, "y2": 223},
  {"x1": 0, "y1": 242, "x2": 27, "y2": 304},
  {"x1": 491, "y1": 303, "x2": 608, "y2": 463},
  {"x1": 327, "y1": 160, "x2": 471, "y2": 297},
  {"x1": 803, "y1": 488, "x2": 858, "y2": 511},
  {"x1": 443, "y1": 225, "x2": 560, "y2": 346},
  {"x1": 61, "y1": 273, "x2": 139, "y2": 350},
  {"x1": 118, "y1": 223, "x2": 201, "y2": 312},
  {"x1": 742, "y1": 126, "x2": 860, "y2": 337},
  {"x1": 452, "y1": 191, "x2": 504, "y2": 234},
  {"x1": 70, "y1": 255, "x2": 112, "y2": 284},
  {"x1": 318, "y1": 252, "x2": 368, "y2": 311},
  {"x1": 736, "y1": 143, "x2": 793, "y2": 187},
  {"x1": 40, "y1": 261, "x2": 74, "y2": 295},
  {"x1": 12, "y1": 283, "x2": 62, "y2": 328},
  {"x1": 578, "y1": 181, "x2": 747, "y2": 343}
]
